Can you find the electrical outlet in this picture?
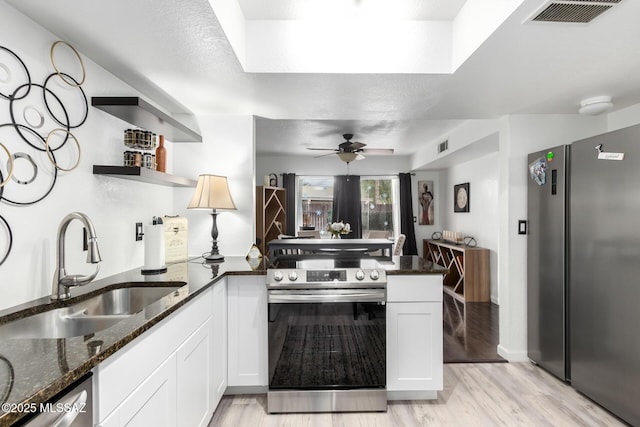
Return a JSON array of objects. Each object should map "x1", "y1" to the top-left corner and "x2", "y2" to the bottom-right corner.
[{"x1": 135, "y1": 222, "x2": 144, "y2": 241}]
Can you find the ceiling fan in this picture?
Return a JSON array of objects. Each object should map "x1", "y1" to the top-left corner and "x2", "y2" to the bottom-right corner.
[{"x1": 306, "y1": 133, "x2": 394, "y2": 163}]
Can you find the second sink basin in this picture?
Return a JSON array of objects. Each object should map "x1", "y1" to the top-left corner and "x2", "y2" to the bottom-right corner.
[{"x1": 0, "y1": 286, "x2": 181, "y2": 339}]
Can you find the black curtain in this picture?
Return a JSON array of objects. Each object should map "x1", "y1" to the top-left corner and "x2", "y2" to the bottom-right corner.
[
  {"x1": 282, "y1": 173, "x2": 296, "y2": 236},
  {"x1": 398, "y1": 173, "x2": 418, "y2": 255},
  {"x1": 332, "y1": 175, "x2": 362, "y2": 239}
]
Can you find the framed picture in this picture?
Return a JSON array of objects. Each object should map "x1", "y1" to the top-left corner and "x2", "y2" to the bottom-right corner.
[
  {"x1": 454, "y1": 182, "x2": 470, "y2": 213},
  {"x1": 418, "y1": 180, "x2": 435, "y2": 225}
]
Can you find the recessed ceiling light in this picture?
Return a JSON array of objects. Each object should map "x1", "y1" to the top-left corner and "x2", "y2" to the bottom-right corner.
[{"x1": 578, "y1": 96, "x2": 613, "y2": 115}]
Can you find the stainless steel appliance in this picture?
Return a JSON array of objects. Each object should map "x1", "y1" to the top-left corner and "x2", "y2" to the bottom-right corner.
[
  {"x1": 266, "y1": 260, "x2": 387, "y2": 413},
  {"x1": 569, "y1": 125, "x2": 640, "y2": 426},
  {"x1": 527, "y1": 124, "x2": 640, "y2": 426},
  {"x1": 22, "y1": 373, "x2": 93, "y2": 426},
  {"x1": 527, "y1": 145, "x2": 570, "y2": 381}
]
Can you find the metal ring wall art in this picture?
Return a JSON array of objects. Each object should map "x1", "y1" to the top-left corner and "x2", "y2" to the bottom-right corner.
[{"x1": 0, "y1": 41, "x2": 88, "y2": 266}]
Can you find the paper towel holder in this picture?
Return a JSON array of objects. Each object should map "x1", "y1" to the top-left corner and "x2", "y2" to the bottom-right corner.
[{"x1": 141, "y1": 223, "x2": 167, "y2": 275}]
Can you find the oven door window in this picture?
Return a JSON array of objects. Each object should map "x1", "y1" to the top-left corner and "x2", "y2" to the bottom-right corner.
[{"x1": 268, "y1": 302, "x2": 386, "y2": 390}]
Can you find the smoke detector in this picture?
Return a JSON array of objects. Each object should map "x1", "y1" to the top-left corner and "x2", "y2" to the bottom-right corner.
[{"x1": 578, "y1": 96, "x2": 613, "y2": 115}]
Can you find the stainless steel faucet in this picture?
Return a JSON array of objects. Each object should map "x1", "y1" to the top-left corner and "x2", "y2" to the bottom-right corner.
[{"x1": 51, "y1": 212, "x2": 102, "y2": 300}]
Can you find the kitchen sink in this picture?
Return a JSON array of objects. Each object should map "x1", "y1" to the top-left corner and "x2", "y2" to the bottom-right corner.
[{"x1": 0, "y1": 286, "x2": 181, "y2": 339}]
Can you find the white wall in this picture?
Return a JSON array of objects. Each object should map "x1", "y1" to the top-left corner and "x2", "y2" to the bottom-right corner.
[
  {"x1": 440, "y1": 152, "x2": 500, "y2": 303},
  {"x1": 172, "y1": 115, "x2": 255, "y2": 258},
  {"x1": 0, "y1": 3, "x2": 176, "y2": 310},
  {"x1": 414, "y1": 113, "x2": 610, "y2": 361},
  {"x1": 0, "y1": 5, "x2": 256, "y2": 311}
]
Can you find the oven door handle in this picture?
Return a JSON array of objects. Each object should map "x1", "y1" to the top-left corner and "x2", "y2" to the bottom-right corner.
[{"x1": 268, "y1": 291, "x2": 385, "y2": 304}]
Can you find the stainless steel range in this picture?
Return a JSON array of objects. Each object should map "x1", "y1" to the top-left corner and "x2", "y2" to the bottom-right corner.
[{"x1": 266, "y1": 260, "x2": 387, "y2": 413}]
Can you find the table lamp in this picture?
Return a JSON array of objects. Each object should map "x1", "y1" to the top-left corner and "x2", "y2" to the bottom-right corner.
[{"x1": 188, "y1": 174, "x2": 237, "y2": 262}]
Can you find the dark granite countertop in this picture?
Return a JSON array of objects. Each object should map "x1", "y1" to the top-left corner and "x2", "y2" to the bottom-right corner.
[{"x1": 0, "y1": 255, "x2": 442, "y2": 426}]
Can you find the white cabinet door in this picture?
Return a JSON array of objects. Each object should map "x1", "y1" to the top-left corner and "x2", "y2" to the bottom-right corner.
[
  {"x1": 177, "y1": 318, "x2": 212, "y2": 427},
  {"x1": 227, "y1": 275, "x2": 268, "y2": 387},
  {"x1": 99, "y1": 354, "x2": 177, "y2": 427},
  {"x1": 386, "y1": 301, "x2": 443, "y2": 391},
  {"x1": 211, "y1": 278, "x2": 227, "y2": 408}
]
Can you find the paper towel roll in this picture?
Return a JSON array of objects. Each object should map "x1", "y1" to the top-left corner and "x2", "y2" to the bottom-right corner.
[{"x1": 142, "y1": 224, "x2": 166, "y2": 273}]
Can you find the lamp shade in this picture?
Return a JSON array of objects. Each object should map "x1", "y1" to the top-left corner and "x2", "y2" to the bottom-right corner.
[{"x1": 188, "y1": 174, "x2": 237, "y2": 210}]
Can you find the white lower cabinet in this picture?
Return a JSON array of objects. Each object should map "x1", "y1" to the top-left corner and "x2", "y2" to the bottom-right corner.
[
  {"x1": 227, "y1": 275, "x2": 268, "y2": 387},
  {"x1": 95, "y1": 281, "x2": 228, "y2": 427},
  {"x1": 177, "y1": 319, "x2": 212, "y2": 427},
  {"x1": 386, "y1": 275, "x2": 443, "y2": 399},
  {"x1": 99, "y1": 354, "x2": 177, "y2": 427}
]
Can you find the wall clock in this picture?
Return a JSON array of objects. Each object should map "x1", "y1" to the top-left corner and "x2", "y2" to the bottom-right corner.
[{"x1": 454, "y1": 183, "x2": 470, "y2": 212}]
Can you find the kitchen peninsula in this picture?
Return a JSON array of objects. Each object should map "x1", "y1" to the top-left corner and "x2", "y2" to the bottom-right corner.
[{"x1": 0, "y1": 255, "x2": 445, "y2": 426}]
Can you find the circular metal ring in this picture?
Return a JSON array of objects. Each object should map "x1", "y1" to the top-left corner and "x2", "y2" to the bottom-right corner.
[
  {"x1": 43, "y1": 72, "x2": 88, "y2": 128},
  {"x1": 45, "y1": 128, "x2": 81, "y2": 171},
  {"x1": 0, "y1": 215, "x2": 13, "y2": 267},
  {"x1": 0, "y1": 123, "x2": 58, "y2": 206},
  {"x1": 50, "y1": 40, "x2": 86, "y2": 87},
  {"x1": 8, "y1": 152, "x2": 37, "y2": 185},
  {"x1": 0, "y1": 45, "x2": 32, "y2": 100},
  {"x1": 22, "y1": 105, "x2": 45, "y2": 129},
  {"x1": 0, "y1": 143, "x2": 13, "y2": 188},
  {"x1": 9, "y1": 83, "x2": 70, "y2": 151},
  {"x1": 0, "y1": 62, "x2": 10, "y2": 83}
]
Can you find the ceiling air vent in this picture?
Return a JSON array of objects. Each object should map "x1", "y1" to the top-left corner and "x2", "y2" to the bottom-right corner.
[
  {"x1": 438, "y1": 140, "x2": 449, "y2": 154},
  {"x1": 532, "y1": 0, "x2": 621, "y2": 23}
]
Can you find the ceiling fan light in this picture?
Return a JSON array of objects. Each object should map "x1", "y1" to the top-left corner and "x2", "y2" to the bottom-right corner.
[
  {"x1": 337, "y1": 152, "x2": 358, "y2": 163},
  {"x1": 578, "y1": 96, "x2": 613, "y2": 116}
]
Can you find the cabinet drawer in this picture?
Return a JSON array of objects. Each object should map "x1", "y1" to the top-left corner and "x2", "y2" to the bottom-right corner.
[{"x1": 387, "y1": 275, "x2": 443, "y2": 302}]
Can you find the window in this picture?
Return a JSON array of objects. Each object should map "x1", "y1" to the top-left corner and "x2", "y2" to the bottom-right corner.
[
  {"x1": 360, "y1": 177, "x2": 399, "y2": 239},
  {"x1": 296, "y1": 176, "x2": 399, "y2": 238},
  {"x1": 298, "y1": 177, "x2": 333, "y2": 234}
]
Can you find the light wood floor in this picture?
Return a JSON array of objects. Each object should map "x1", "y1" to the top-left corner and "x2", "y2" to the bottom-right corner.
[{"x1": 209, "y1": 363, "x2": 626, "y2": 426}]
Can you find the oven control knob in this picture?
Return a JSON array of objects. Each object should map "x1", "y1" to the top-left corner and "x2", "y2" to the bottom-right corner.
[
  {"x1": 288, "y1": 271, "x2": 298, "y2": 281},
  {"x1": 273, "y1": 271, "x2": 284, "y2": 282},
  {"x1": 370, "y1": 270, "x2": 380, "y2": 280},
  {"x1": 355, "y1": 270, "x2": 365, "y2": 281}
]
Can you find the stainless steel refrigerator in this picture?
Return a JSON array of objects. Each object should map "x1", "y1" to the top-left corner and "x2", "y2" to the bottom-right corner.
[
  {"x1": 570, "y1": 124, "x2": 640, "y2": 426},
  {"x1": 527, "y1": 124, "x2": 640, "y2": 426},
  {"x1": 527, "y1": 145, "x2": 570, "y2": 381}
]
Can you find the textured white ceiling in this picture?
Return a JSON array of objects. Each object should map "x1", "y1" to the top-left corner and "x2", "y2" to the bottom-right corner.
[{"x1": 5, "y1": 0, "x2": 640, "y2": 161}]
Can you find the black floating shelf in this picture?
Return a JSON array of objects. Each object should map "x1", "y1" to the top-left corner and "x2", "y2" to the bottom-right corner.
[
  {"x1": 93, "y1": 165, "x2": 197, "y2": 187},
  {"x1": 91, "y1": 96, "x2": 202, "y2": 142}
]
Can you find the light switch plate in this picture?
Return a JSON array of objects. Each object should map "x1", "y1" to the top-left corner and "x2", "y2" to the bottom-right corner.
[{"x1": 518, "y1": 220, "x2": 527, "y2": 235}]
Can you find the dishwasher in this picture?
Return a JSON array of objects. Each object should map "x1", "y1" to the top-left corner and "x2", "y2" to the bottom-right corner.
[{"x1": 19, "y1": 373, "x2": 92, "y2": 427}]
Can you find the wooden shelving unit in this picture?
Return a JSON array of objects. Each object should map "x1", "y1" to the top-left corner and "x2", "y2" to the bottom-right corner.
[
  {"x1": 92, "y1": 165, "x2": 196, "y2": 187},
  {"x1": 256, "y1": 186, "x2": 286, "y2": 256},
  {"x1": 91, "y1": 97, "x2": 202, "y2": 142},
  {"x1": 424, "y1": 239, "x2": 490, "y2": 303}
]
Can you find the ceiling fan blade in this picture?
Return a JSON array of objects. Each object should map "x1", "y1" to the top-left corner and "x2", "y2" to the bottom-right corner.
[
  {"x1": 307, "y1": 147, "x2": 338, "y2": 151},
  {"x1": 313, "y1": 152, "x2": 338, "y2": 158},
  {"x1": 361, "y1": 148, "x2": 394, "y2": 155}
]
